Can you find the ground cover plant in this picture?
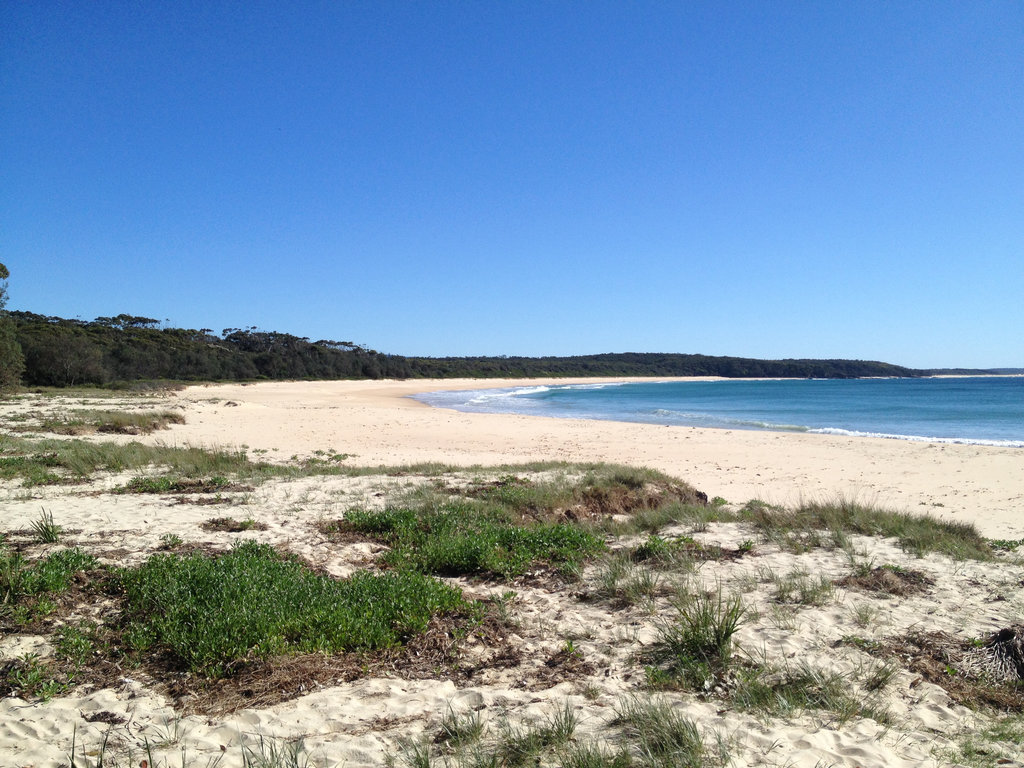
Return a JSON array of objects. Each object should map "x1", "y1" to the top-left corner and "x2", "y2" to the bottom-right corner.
[
  {"x1": 0, "y1": 545, "x2": 98, "y2": 620},
  {"x1": 118, "y1": 541, "x2": 476, "y2": 678},
  {"x1": 400, "y1": 697, "x2": 724, "y2": 768},
  {"x1": 0, "y1": 434, "x2": 275, "y2": 486},
  {"x1": 645, "y1": 590, "x2": 745, "y2": 690},
  {"x1": 343, "y1": 501, "x2": 606, "y2": 580},
  {"x1": 729, "y1": 662, "x2": 892, "y2": 726}
]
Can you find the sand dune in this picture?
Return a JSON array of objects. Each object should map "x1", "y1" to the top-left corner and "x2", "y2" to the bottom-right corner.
[{"x1": 1, "y1": 381, "x2": 1022, "y2": 768}]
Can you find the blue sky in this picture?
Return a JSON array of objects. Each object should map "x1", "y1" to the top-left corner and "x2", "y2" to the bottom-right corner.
[{"x1": 2, "y1": 2, "x2": 1021, "y2": 368}]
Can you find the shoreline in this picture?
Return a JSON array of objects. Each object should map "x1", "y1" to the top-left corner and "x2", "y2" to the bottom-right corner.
[
  {"x1": 408, "y1": 377, "x2": 1024, "y2": 449},
  {"x1": 162, "y1": 378, "x2": 1024, "y2": 538}
]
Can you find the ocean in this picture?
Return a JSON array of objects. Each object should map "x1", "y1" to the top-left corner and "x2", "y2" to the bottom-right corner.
[{"x1": 413, "y1": 377, "x2": 1024, "y2": 447}]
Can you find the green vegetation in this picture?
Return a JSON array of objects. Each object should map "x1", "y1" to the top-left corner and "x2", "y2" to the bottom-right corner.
[
  {"x1": 646, "y1": 590, "x2": 745, "y2": 690},
  {"x1": 30, "y1": 408, "x2": 185, "y2": 435},
  {"x1": 30, "y1": 508, "x2": 62, "y2": 543},
  {"x1": 116, "y1": 475, "x2": 236, "y2": 494},
  {"x1": 333, "y1": 465, "x2": 707, "y2": 580},
  {"x1": 0, "y1": 546, "x2": 98, "y2": 616},
  {"x1": 950, "y1": 714, "x2": 1024, "y2": 768},
  {"x1": 0, "y1": 263, "x2": 25, "y2": 390},
  {"x1": 118, "y1": 541, "x2": 473, "y2": 677},
  {"x1": 989, "y1": 537, "x2": 1024, "y2": 552},
  {"x1": 770, "y1": 570, "x2": 836, "y2": 606},
  {"x1": 0, "y1": 433, "x2": 268, "y2": 486},
  {"x1": 344, "y1": 502, "x2": 605, "y2": 579},
  {"x1": 200, "y1": 516, "x2": 266, "y2": 532},
  {"x1": 396, "y1": 696, "x2": 724, "y2": 768},
  {"x1": 730, "y1": 662, "x2": 891, "y2": 725},
  {"x1": 613, "y1": 697, "x2": 718, "y2": 768},
  {"x1": 9, "y1": 309, "x2": 922, "y2": 387},
  {"x1": 496, "y1": 702, "x2": 580, "y2": 767},
  {"x1": 66, "y1": 727, "x2": 329, "y2": 768},
  {"x1": 590, "y1": 553, "x2": 668, "y2": 609},
  {"x1": 743, "y1": 497, "x2": 994, "y2": 560}
]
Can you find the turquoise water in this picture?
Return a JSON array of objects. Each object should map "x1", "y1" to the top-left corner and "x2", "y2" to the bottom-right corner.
[{"x1": 414, "y1": 377, "x2": 1024, "y2": 447}]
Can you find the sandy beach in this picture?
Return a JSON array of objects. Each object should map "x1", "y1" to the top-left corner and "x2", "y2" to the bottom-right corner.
[
  {"x1": 1, "y1": 379, "x2": 1023, "y2": 768},
  {"x1": 164, "y1": 379, "x2": 1024, "y2": 539}
]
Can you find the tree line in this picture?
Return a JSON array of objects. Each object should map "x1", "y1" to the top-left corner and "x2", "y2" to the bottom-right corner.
[
  {"x1": 0, "y1": 262, "x2": 930, "y2": 387},
  {"x1": 2, "y1": 310, "x2": 921, "y2": 387}
]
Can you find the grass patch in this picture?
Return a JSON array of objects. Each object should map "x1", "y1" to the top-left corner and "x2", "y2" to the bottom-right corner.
[
  {"x1": 436, "y1": 706, "x2": 486, "y2": 750},
  {"x1": 742, "y1": 497, "x2": 993, "y2": 560},
  {"x1": 65, "y1": 727, "x2": 328, "y2": 768},
  {"x1": 0, "y1": 434, "x2": 276, "y2": 486},
  {"x1": 770, "y1": 570, "x2": 836, "y2": 606},
  {"x1": 731, "y1": 662, "x2": 890, "y2": 725},
  {"x1": 118, "y1": 540, "x2": 475, "y2": 678},
  {"x1": 453, "y1": 465, "x2": 709, "y2": 522},
  {"x1": 32, "y1": 409, "x2": 185, "y2": 435},
  {"x1": 589, "y1": 552, "x2": 674, "y2": 610},
  {"x1": 344, "y1": 500, "x2": 606, "y2": 579},
  {"x1": 30, "y1": 508, "x2": 62, "y2": 543},
  {"x1": 613, "y1": 696, "x2": 717, "y2": 767},
  {"x1": 496, "y1": 702, "x2": 580, "y2": 767},
  {"x1": 951, "y1": 713, "x2": 1024, "y2": 768}
]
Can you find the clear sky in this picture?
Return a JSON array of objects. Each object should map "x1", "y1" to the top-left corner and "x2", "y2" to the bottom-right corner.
[{"x1": 2, "y1": 2, "x2": 1021, "y2": 369}]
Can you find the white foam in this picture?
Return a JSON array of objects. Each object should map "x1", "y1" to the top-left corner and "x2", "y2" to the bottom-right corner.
[
  {"x1": 810, "y1": 427, "x2": 1024, "y2": 448},
  {"x1": 466, "y1": 386, "x2": 550, "y2": 404}
]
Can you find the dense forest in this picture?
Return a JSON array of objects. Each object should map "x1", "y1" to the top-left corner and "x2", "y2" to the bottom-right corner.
[{"x1": 1, "y1": 310, "x2": 928, "y2": 387}]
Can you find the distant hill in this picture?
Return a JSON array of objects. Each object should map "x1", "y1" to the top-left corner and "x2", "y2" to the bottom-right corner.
[
  {"x1": 9, "y1": 310, "x2": 929, "y2": 386},
  {"x1": 922, "y1": 368, "x2": 1024, "y2": 376}
]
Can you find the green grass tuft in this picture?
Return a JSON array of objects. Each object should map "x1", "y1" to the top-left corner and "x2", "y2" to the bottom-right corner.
[
  {"x1": 613, "y1": 697, "x2": 710, "y2": 768},
  {"x1": 648, "y1": 590, "x2": 745, "y2": 690},
  {"x1": 30, "y1": 508, "x2": 62, "y2": 543}
]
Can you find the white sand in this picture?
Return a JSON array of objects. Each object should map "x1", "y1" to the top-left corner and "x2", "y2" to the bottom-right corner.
[{"x1": 1, "y1": 380, "x2": 1023, "y2": 768}]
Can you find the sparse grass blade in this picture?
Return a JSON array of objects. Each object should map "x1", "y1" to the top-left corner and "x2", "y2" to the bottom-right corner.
[
  {"x1": 742, "y1": 497, "x2": 993, "y2": 560},
  {"x1": 614, "y1": 697, "x2": 707, "y2": 768}
]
